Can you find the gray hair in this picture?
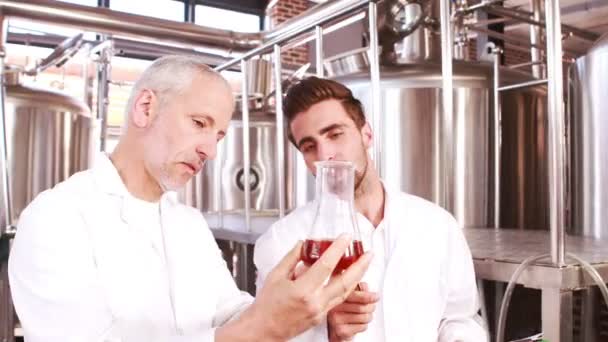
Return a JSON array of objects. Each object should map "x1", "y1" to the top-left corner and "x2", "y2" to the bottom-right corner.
[{"x1": 123, "y1": 55, "x2": 228, "y2": 128}]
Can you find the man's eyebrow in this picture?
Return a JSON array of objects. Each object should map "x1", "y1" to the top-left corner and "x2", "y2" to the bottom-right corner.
[
  {"x1": 192, "y1": 113, "x2": 216, "y2": 127},
  {"x1": 297, "y1": 136, "x2": 315, "y2": 149},
  {"x1": 319, "y1": 123, "x2": 347, "y2": 135},
  {"x1": 296, "y1": 123, "x2": 347, "y2": 149}
]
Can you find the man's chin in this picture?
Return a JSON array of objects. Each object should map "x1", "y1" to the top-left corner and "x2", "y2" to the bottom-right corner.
[{"x1": 159, "y1": 177, "x2": 190, "y2": 192}]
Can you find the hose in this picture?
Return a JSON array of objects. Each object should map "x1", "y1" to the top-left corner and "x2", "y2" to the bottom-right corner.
[{"x1": 495, "y1": 252, "x2": 608, "y2": 342}]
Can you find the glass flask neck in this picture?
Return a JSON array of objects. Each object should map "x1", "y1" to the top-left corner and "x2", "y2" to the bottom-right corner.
[{"x1": 310, "y1": 161, "x2": 359, "y2": 240}]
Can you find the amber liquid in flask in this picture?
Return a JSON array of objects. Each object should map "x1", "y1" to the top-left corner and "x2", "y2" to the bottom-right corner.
[{"x1": 300, "y1": 161, "x2": 364, "y2": 275}]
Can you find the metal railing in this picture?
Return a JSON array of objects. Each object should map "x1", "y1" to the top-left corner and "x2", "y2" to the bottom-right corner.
[
  {"x1": 214, "y1": 0, "x2": 381, "y2": 232},
  {"x1": 444, "y1": 0, "x2": 568, "y2": 267}
]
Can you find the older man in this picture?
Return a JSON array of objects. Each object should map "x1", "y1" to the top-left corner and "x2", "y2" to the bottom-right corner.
[{"x1": 9, "y1": 56, "x2": 371, "y2": 342}]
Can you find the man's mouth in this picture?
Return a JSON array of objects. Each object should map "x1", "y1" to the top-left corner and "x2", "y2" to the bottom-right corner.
[{"x1": 182, "y1": 162, "x2": 200, "y2": 174}]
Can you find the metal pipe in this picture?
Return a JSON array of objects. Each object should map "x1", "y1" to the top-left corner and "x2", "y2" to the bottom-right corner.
[
  {"x1": 452, "y1": 0, "x2": 504, "y2": 17},
  {"x1": 240, "y1": 59, "x2": 252, "y2": 232},
  {"x1": 440, "y1": 0, "x2": 454, "y2": 213},
  {"x1": 0, "y1": 13, "x2": 11, "y2": 237},
  {"x1": 0, "y1": 0, "x2": 261, "y2": 52},
  {"x1": 7, "y1": 32, "x2": 237, "y2": 69},
  {"x1": 273, "y1": 45, "x2": 286, "y2": 218},
  {"x1": 507, "y1": 60, "x2": 544, "y2": 69},
  {"x1": 544, "y1": 0, "x2": 566, "y2": 266},
  {"x1": 467, "y1": 26, "x2": 579, "y2": 56},
  {"x1": 503, "y1": 41, "x2": 575, "y2": 63},
  {"x1": 498, "y1": 78, "x2": 548, "y2": 91},
  {"x1": 264, "y1": 0, "x2": 368, "y2": 43},
  {"x1": 529, "y1": 0, "x2": 545, "y2": 78},
  {"x1": 368, "y1": 2, "x2": 382, "y2": 175},
  {"x1": 485, "y1": 4, "x2": 599, "y2": 42},
  {"x1": 492, "y1": 47, "x2": 501, "y2": 229},
  {"x1": 96, "y1": 36, "x2": 112, "y2": 152},
  {"x1": 280, "y1": 11, "x2": 366, "y2": 55},
  {"x1": 216, "y1": 0, "x2": 372, "y2": 71},
  {"x1": 315, "y1": 26, "x2": 324, "y2": 77},
  {"x1": 24, "y1": 33, "x2": 84, "y2": 76}
]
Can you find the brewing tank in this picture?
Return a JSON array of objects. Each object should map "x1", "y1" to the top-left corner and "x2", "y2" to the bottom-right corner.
[
  {"x1": 330, "y1": 54, "x2": 548, "y2": 229},
  {"x1": 569, "y1": 32, "x2": 608, "y2": 239},
  {"x1": 2, "y1": 72, "x2": 96, "y2": 226},
  {"x1": 179, "y1": 107, "x2": 294, "y2": 217}
]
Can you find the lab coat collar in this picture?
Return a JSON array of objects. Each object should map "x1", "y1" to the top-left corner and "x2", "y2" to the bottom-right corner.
[
  {"x1": 91, "y1": 152, "x2": 131, "y2": 198},
  {"x1": 91, "y1": 153, "x2": 180, "y2": 224}
]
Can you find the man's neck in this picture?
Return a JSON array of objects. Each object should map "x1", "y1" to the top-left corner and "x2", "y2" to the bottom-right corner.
[
  {"x1": 354, "y1": 167, "x2": 385, "y2": 228},
  {"x1": 110, "y1": 139, "x2": 163, "y2": 202}
]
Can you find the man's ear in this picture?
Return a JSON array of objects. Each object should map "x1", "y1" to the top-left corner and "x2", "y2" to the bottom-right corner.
[
  {"x1": 361, "y1": 122, "x2": 373, "y2": 149},
  {"x1": 131, "y1": 89, "x2": 158, "y2": 128}
]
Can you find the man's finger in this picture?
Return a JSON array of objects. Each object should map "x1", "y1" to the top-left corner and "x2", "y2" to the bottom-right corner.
[
  {"x1": 332, "y1": 302, "x2": 377, "y2": 314},
  {"x1": 344, "y1": 289, "x2": 380, "y2": 305},
  {"x1": 330, "y1": 312, "x2": 374, "y2": 325},
  {"x1": 268, "y1": 240, "x2": 304, "y2": 281},
  {"x1": 297, "y1": 234, "x2": 352, "y2": 290},
  {"x1": 332, "y1": 323, "x2": 369, "y2": 339},
  {"x1": 323, "y1": 251, "x2": 373, "y2": 309},
  {"x1": 292, "y1": 262, "x2": 310, "y2": 280}
]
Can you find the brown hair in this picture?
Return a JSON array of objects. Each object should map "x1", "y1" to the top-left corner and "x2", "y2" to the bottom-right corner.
[{"x1": 283, "y1": 76, "x2": 367, "y2": 146}]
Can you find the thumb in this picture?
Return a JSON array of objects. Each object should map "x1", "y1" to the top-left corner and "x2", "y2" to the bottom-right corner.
[{"x1": 268, "y1": 240, "x2": 304, "y2": 281}]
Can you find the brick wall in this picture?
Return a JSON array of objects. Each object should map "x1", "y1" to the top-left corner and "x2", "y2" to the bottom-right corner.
[{"x1": 266, "y1": 0, "x2": 311, "y2": 66}]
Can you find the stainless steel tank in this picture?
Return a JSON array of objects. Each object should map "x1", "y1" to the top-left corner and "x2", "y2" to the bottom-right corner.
[
  {"x1": 500, "y1": 85, "x2": 548, "y2": 230},
  {"x1": 569, "y1": 32, "x2": 608, "y2": 239},
  {"x1": 180, "y1": 107, "x2": 294, "y2": 216},
  {"x1": 3, "y1": 72, "x2": 96, "y2": 225},
  {"x1": 328, "y1": 53, "x2": 548, "y2": 229}
]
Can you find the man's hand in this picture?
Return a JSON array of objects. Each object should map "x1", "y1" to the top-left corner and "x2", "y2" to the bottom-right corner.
[
  {"x1": 327, "y1": 282, "x2": 379, "y2": 342},
  {"x1": 217, "y1": 234, "x2": 373, "y2": 342}
]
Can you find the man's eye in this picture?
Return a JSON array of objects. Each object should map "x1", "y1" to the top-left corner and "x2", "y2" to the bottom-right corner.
[
  {"x1": 194, "y1": 119, "x2": 206, "y2": 128},
  {"x1": 301, "y1": 145, "x2": 314, "y2": 153},
  {"x1": 329, "y1": 132, "x2": 343, "y2": 139}
]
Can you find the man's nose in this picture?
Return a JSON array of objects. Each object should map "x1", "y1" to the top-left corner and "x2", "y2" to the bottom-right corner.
[
  {"x1": 197, "y1": 137, "x2": 217, "y2": 161},
  {"x1": 317, "y1": 143, "x2": 336, "y2": 161}
]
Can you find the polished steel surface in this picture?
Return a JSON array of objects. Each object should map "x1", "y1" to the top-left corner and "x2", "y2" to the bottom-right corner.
[
  {"x1": 544, "y1": 0, "x2": 566, "y2": 265},
  {"x1": 569, "y1": 33, "x2": 608, "y2": 240},
  {"x1": 324, "y1": 47, "x2": 370, "y2": 77},
  {"x1": 484, "y1": 4, "x2": 599, "y2": 43},
  {"x1": 0, "y1": 0, "x2": 261, "y2": 52},
  {"x1": 499, "y1": 85, "x2": 549, "y2": 231},
  {"x1": 332, "y1": 53, "x2": 549, "y2": 230},
  {"x1": 216, "y1": 0, "x2": 373, "y2": 71},
  {"x1": 315, "y1": 26, "x2": 324, "y2": 77},
  {"x1": 376, "y1": 0, "x2": 439, "y2": 64},
  {"x1": 0, "y1": 17, "x2": 10, "y2": 236},
  {"x1": 440, "y1": 0, "x2": 455, "y2": 214},
  {"x1": 336, "y1": 62, "x2": 490, "y2": 227},
  {"x1": 498, "y1": 78, "x2": 547, "y2": 91},
  {"x1": 493, "y1": 48, "x2": 501, "y2": 229},
  {"x1": 179, "y1": 110, "x2": 293, "y2": 215},
  {"x1": 529, "y1": 0, "x2": 545, "y2": 78},
  {"x1": 465, "y1": 229, "x2": 608, "y2": 267},
  {"x1": 245, "y1": 59, "x2": 271, "y2": 99},
  {"x1": 24, "y1": 33, "x2": 84, "y2": 76},
  {"x1": 5, "y1": 83, "x2": 95, "y2": 225},
  {"x1": 368, "y1": 2, "x2": 382, "y2": 174},
  {"x1": 96, "y1": 36, "x2": 111, "y2": 152},
  {"x1": 273, "y1": 46, "x2": 286, "y2": 218},
  {"x1": 466, "y1": 228, "x2": 608, "y2": 291},
  {"x1": 240, "y1": 59, "x2": 252, "y2": 231}
]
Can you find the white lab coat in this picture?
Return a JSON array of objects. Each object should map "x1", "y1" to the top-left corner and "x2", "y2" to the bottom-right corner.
[
  {"x1": 254, "y1": 187, "x2": 487, "y2": 342},
  {"x1": 9, "y1": 154, "x2": 253, "y2": 342}
]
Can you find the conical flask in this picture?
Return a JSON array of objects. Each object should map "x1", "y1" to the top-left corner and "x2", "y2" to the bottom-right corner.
[{"x1": 301, "y1": 161, "x2": 364, "y2": 274}]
